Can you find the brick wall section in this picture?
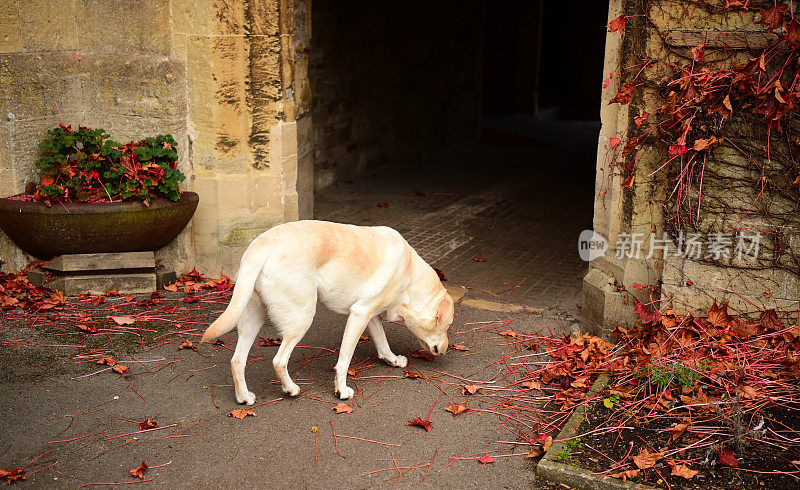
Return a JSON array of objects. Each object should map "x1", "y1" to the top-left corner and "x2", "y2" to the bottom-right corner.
[{"x1": 309, "y1": 1, "x2": 483, "y2": 189}]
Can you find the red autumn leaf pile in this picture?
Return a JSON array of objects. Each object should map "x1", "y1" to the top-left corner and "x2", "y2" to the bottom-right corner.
[
  {"x1": 0, "y1": 266, "x2": 65, "y2": 311},
  {"x1": 164, "y1": 268, "x2": 234, "y2": 297}
]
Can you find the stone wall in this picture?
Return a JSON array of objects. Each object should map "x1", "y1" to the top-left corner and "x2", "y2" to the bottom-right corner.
[
  {"x1": 0, "y1": 0, "x2": 312, "y2": 278},
  {"x1": 309, "y1": 0, "x2": 483, "y2": 189}
]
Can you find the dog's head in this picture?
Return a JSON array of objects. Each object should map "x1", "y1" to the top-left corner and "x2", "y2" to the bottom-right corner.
[{"x1": 397, "y1": 290, "x2": 454, "y2": 356}]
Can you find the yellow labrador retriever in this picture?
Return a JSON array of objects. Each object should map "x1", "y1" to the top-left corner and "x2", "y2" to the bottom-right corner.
[{"x1": 201, "y1": 220, "x2": 454, "y2": 404}]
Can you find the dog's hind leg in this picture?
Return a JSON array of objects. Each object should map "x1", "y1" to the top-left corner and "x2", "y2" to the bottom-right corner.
[
  {"x1": 269, "y1": 297, "x2": 316, "y2": 397},
  {"x1": 367, "y1": 317, "x2": 407, "y2": 368},
  {"x1": 230, "y1": 296, "x2": 266, "y2": 405}
]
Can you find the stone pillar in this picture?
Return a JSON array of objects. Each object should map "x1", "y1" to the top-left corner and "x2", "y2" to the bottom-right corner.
[{"x1": 173, "y1": 0, "x2": 312, "y2": 277}]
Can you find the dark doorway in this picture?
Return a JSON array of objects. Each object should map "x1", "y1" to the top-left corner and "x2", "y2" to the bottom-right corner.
[{"x1": 310, "y1": 0, "x2": 607, "y2": 312}]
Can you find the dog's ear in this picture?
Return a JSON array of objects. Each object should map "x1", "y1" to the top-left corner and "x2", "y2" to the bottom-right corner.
[{"x1": 436, "y1": 294, "x2": 453, "y2": 326}]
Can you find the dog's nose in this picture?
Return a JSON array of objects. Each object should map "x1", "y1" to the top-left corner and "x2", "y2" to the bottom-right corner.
[{"x1": 433, "y1": 344, "x2": 441, "y2": 355}]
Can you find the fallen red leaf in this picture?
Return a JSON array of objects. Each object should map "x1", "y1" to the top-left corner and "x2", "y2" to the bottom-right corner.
[
  {"x1": 0, "y1": 468, "x2": 25, "y2": 484},
  {"x1": 410, "y1": 350, "x2": 437, "y2": 361},
  {"x1": 414, "y1": 189, "x2": 426, "y2": 196},
  {"x1": 406, "y1": 417, "x2": 432, "y2": 432},
  {"x1": 331, "y1": 403, "x2": 354, "y2": 414},
  {"x1": 449, "y1": 343, "x2": 469, "y2": 351},
  {"x1": 112, "y1": 364, "x2": 130, "y2": 374},
  {"x1": 376, "y1": 202, "x2": 388, "y2": 208},
  {"x1": 129, "y1": 461, "x2": 148, "y2": 479},
  {"x1": 139, "y1": 418, "x2": 158, "y2": 430},
  {"x1": 478, "y1": 453, "x2": 495, "y2": 464},
  {"x1": 110, "y1": 316, "x2": 135, "y2": 325},
  {"x1": 707, "y1": 300, "x2": 733, "y2": 327},
  {"x1": 499, "y1": 329, "x2": 518, "y2": 338},
  {"x1": 77, "y1": 324, "x2": 99, "y2": 333},
  {"x1": 716, "y1": 445, "x2": 738, "y2": 467},
  {"x1": 632, "y1": 448, "x2": 664, "y2": 469},
  {"x1": 521, "y1": 380, "x2": 541, "y2": 390},
  {"x1": 609, "y1": 137, "x2": 621, "y2": 148},
  {"x1": 164, "y1": 283, "x2": 178, "y2": 292},
  {"x1": 471, "y1": 254, "x2": 486, "y2": 262},
  {"x1": 182, "y1": 295, "x2": 198, "y2": 303},
  {"x1": 259, "y1": 337, "x2": 282, "y2": 346},
  {"x1": 91, "y1": 295, "x2": 106, "y2": 305},
  {"x1": 524, "y1": 447, "x2": 544, "y2": 459},
  {"x1": 178, "y1": 339, "x2": 197, "y2": 351},
  {"x1": 228, "y1": 408, "x2": 257, "y2": 419},
  {"x1": 444, "y1": 403, "x2": 468, "y2": 416},
  {"x1": 668, "y1": 461, "x2": 699, "y2": 479},
  {"x1": 460, "y1": 384, "x2": 480, "y2": 395},
  {"x1": 609, "y1": 469, "x2": 639, "y2": 482},
  {"x1": 96, "y1": 356, "x2": 117, "y2": 366},
  {"x1": 403, "y1": 371, "x2": 423, "y2": 379}
]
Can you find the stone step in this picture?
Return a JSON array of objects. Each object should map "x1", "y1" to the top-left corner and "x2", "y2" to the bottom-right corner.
[
  {"x1": 48, "y1": 273, "x2": 157, "y2": 296},
  {"x1": 44, "y1": 252, "x2": 155, "y2": 272}
]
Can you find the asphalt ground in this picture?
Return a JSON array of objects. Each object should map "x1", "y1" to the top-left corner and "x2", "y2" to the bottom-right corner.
[{"x1": 0, "y1": 290, "x2": 571, "y2": 488}]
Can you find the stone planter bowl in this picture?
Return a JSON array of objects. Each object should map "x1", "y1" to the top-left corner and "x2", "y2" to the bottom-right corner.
[{"x1": 0, "y1": 192, "x2": 199, "y2": 259}]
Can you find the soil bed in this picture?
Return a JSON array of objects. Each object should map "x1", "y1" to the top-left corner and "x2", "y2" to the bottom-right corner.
[{"x1": 567, "y1": 396, "x2": 800, "y2": 489}]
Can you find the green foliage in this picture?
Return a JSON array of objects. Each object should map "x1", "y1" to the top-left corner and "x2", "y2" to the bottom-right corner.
[
  {"x1": 555, "y1": 437, "x2": 583, "y2": 462},
  {"x1": 637, "y1": 361, "x2": 708, "y2": 392},
  {"x1": 32, "y1": 124, "x2": 185, "y2": 204},
  {"x1": 603, "y1": 393, "x2": 620, "y2": 409}
]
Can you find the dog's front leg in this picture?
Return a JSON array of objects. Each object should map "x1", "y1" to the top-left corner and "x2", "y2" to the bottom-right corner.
[
  {"x1": 334, "y1": 311, "x2": 370, "y2": 399},
  {"x1": 367, "y1": 317, "x2": 407, "y2": 368}
]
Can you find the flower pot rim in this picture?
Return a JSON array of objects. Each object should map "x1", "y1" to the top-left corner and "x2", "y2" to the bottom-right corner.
[{"x1": 0, "y1": 192, "x2": 198, "y2": 214}]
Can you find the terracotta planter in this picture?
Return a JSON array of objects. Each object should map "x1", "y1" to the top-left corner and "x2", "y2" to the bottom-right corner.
[{"x1": 0, "y1": 192, "x2": 199, "y2": 259}]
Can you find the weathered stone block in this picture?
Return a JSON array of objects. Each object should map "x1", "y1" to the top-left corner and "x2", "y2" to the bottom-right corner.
[
  {"x1": 662, "y1": 255, "x2": 799, "y2": 315},
  {"x1": 0, "y1": 1, "x2": 22, "y2": 53},
  {"x1": 49, "y1": 273, "x2": 156, "y2": 295},
  {"x1": 79, "y1": 53, "x2": 186, "y2": 121},
  {"x1": 0, "y1": 52, "x2": 82, "y2": 121},
  {"x1": 78, "y1": 0, "x2": 170, "y2": 55},
  {"x1": 19, "y1": 0, "x2": 78, "y2": 51}
]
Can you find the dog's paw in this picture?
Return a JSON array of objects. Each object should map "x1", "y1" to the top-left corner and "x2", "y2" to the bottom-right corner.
[
  {"x1": 236, "y1": 391, "x2": 256, "y2": 405},
  {"x1": 282, "y1": 382, "x2": 300, "y2": 397},
  {"x1": 385, "y1": 354, "x2": 407, "y2": 368},
  {"x1": 335, "y1": 385, "x2": 355, "y2": 400}
]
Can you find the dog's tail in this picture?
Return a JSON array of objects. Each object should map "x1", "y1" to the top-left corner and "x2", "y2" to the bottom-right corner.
[{"x1": 200, "y1": 251, "x2": 264, "y2": 343}]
